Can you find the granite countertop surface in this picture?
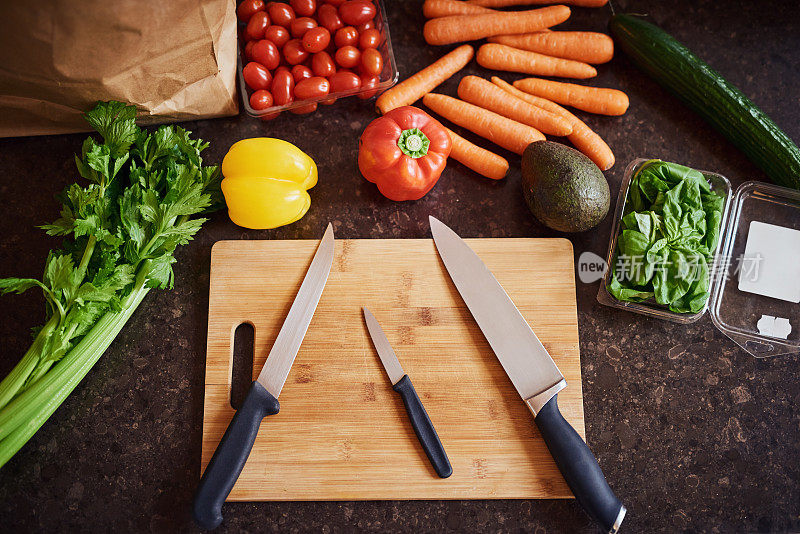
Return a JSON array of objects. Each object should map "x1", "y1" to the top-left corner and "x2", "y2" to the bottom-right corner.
[{"x1": 1, "y1": 0, "x2": 798, "y2": 532}]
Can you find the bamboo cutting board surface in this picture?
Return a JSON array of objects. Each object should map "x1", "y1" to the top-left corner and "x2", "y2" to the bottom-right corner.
[{"x1": 201, "y1": 237, "x2": 584, "y2": 500}]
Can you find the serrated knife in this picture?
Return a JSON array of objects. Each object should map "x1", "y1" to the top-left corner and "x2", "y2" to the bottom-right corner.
[
  {"x1": 193, "y1": 224, "x2": 335, "y2": 530},
  {"x1": 429, "y1": 216, "x2": 625, "y2": 534},
  {"x1": 363, "y1": 307, "x2": 452, "y2": 478}
]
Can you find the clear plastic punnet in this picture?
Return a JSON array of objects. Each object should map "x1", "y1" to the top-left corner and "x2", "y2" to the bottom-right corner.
[
  {"x1": 598, "y1": 158, "x2": 800, "y2": 358},
  {"x1": 238, "y1": 0, "x2": 398, "y2": 118}
]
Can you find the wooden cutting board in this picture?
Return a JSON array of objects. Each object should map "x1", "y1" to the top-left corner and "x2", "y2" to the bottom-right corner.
[{"x1": 201, "y1": 237, "x2": 584, "y2": 501}]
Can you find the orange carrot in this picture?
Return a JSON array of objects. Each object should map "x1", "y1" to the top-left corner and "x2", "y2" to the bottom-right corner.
[
  {"x1": 423, "y1": 0, "x2": 495, "y2": 18},
  {"x1": 488, "y1": 31, "x2": 614, "y2": 64},
  {"x1": 445, "y1": 127, "x2": 509, "y2": 180},
  {"x1": 457, "y1": 75, "x2": 573, "y2": 136},
  {"x1": 375, "y1": 45, "x2": 474, "y2": 114},
  {"x1": 468, "y1": 0, "x2": 607, "y2": 7},
  {"x1": 423, "y1": 5, "x2": 570, "y2": 46},
  {"x1": 423, "y1": 93, "x2": 544, "y2": 155},
  {"x1": 514, "y1": 77, "x2": 629, "y2": 115},
  {"x1": 491, "y1": 77, "x2": 614, "y2": 169},
  {"x1": 477, "y1": 43, "x2": 596, "y2": 78}
]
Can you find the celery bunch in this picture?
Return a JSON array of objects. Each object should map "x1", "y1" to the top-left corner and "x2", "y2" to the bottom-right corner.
[{"x1": 0, "y1": 102, "x2": 221, "y2": 467}]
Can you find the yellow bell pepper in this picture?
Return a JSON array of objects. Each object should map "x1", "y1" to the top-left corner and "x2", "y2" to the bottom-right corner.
[{"x1": 221, "y1": 138, "x2": 318, "y2": 229}]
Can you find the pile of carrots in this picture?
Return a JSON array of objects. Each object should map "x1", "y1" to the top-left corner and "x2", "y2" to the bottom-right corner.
[{"x1": 373, "y1": 0, "x2": 629, "y2": 180}]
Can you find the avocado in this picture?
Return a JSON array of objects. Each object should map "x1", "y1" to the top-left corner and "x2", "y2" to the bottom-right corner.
[{"x1": 521, "y1": 141, "x2": 610, "y2": 233}]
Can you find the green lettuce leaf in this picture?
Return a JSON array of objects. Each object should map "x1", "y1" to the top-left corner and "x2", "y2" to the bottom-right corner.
[{"x1": 610, "y1": 160, "x2": 725, "y2": 314}]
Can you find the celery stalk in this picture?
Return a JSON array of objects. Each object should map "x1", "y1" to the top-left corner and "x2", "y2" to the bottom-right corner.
[
  {"x1": 0, "y1": 286, "x2": 149, "y2": 466},
  {"x1": 0, "y1": 101, "x2": 221, "y2": 468}
]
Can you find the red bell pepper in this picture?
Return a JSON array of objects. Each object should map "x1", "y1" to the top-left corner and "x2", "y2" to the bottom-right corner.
[{"x1": 358, "y1": 106, "x2": 452, "y2": 201}]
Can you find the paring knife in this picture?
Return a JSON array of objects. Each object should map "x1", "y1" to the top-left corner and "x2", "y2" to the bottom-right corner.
[
  {"x1": 362, "y1": 307, "x2": 452, "y2": 479},
  {"x1": 193, "y1": 224, "x2": 335, "y2": 530},
  {"x1": 429, "y1": 216, "x2": 626, "y2": 534}
]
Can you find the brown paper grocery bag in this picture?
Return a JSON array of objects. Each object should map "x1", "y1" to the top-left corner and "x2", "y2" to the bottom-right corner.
[{"x1": 0, "y1": 0, "x2": 239, "y2": 137}]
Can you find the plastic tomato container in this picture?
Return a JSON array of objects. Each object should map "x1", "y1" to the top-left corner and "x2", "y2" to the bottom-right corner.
[
  {"x1": 237, "y1": 0, "x2": 398, "y2": 117},
  {"x1": 598, "y1": 157, "x2": 800, "y2": 359}
]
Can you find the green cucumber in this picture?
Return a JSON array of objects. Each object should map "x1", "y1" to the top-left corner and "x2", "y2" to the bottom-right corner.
[{"x1": 610, "y1": 14, "x2": 800, "y2": 190}]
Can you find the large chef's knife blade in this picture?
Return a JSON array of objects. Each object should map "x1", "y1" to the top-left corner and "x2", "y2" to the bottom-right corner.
[
  {"x1": 429, "y1": 216, "x2": 625, "y2": 534},
  {"x1": 429, "y1": 219, "x2": 564, "y2": 404},
  {"x1": 363, "y1": 308, "x2": 452, "y2": 478},
  {"x1": 193, "y1": 224, "x2": 335, "y2": 530}
]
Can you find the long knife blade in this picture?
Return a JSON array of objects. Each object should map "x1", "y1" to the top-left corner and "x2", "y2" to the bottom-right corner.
[
  {"x1": 256, "y1": 223, "x2": 335, "y2": 398},
  {"x1": 194, "y1": 224, "x2": 336, "y2": 529},
  {"x1": 429, "y1": 216, "x2": 564, "y2": 408},
  {"x1": 429, "y1": 217, "x2": 625, "y2": 533},
  {"x1": 363, "y1": 307, "x2": 405, "y2": 385}
]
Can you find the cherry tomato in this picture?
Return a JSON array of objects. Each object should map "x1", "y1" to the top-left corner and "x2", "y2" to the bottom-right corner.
[
  {"x1": 334, "y1": 45, "x2": 360, "y2": 69},
  {"x1": 356, "y1": 19, "x2": 374, "y2": 32},
  {"x1": 290, "y1": 103, "x2": 318, "y2": 114},
  {"x1": 250, "y1": 88, "x2": 279, "y2": 120},
  {"x1": 311, "y1": 51, "x2": 336, "y2": 77},
  {"x1": 323, "y1": 0, "x2": 346, "y2": 5},
  {"x1": 329, "y1": 70, "x2": 361, "y2": 92},
  {"x1": 358, "y1": 76, "x2": 380, "y2": 99},
  {"x1": 290, "y1": 17, "x2": 317, "y2": 38},
  {"x1": 237, "y1": 0, "x2": 265, "y2": 23},
  {"x1": 317, "y1": 4, "x2": 343, "y2": 33},
  {"x1": 358, "y1": 75, "x2": 379, "y2": 99},
  {"x1": 267, "y1": 2, "x2": 295, "y2": 27},
  {"x1": 360, "y1": 47, "x2": 382, "y2": 76},
  {"x1": 358, "y1": 28, "x2": 381, "y2": 49},
  {"x1": 334, "y1": 26, "x2": 359, "y2": 47},
  {"x1": 282, "y1": 38, "x2": 309, "y2": 65},
  {"x1": 291, "y1": 64, "x2": 313, "y2": 82},
  {"x1": 290, "y1": 0, "x2": 316, "y2": 17},
  {"x1": 243, "y1": 62, "x2": 272, "y2": 91},
  {"x1": 302, "y1": 27, "x2": 330, "y2": 53},
  {"x1": 272, "y1": 67, "x2": 295, "y2": 105},
  {"x1": 264, "y1": 25, "x2": 291, "y2": 48},
  {"x1": 249, "y1": 89, "x2": 274, "y2": 109},
  {"x1": 339, "y1": 1, "x2": 375, "y2": 26},
  {"x1": 252, "y1": 39, "x2": 281, "y2": 70},
  {"x1": 295, "y1": 76, "x2": 330, "y2": 99},
  {"x1": 245, "y1": 11, "x2": 270, "y2": 41},
  {"x1": 244, "y1": 40, "x2": 257, "y2": 61}
]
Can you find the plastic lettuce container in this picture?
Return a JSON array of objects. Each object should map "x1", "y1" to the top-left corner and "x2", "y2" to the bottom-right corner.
[
  {"x1": 599, "y1": 157, "x2": 800, "y2": 358},
  {"x1": 598, "y1": 158, "x2": 732, "y2": 324}
]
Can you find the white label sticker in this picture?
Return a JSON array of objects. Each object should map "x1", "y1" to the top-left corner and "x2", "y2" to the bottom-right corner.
[
  {"x1": 757, "y1": 314, "x2": 792, "y2": 339},
  {"x1": 738, "y1": 221, "x2": 800, "y2": 303}
]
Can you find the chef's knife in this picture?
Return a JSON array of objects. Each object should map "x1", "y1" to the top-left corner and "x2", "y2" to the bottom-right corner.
[
  {"x1": 429, "y1": 216, "x2": 625, "y2": 534},
  {"x1": 363, "y1": 307, "x2": 452, "y2": 479},
  {"x1": 193, "y1": 224, "x2": 335, "y2": 530}
]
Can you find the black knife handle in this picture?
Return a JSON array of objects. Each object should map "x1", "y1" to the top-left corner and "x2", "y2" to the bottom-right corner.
[
  {"x1": 392, "y1": 375, "x2": 452, "y2": 478},
  {"x1": 193, "y1": 381, "x2": 280, "y2": 530},
  {"x1": 535, "y1": 394, "x2": 625, "y2": 534}
]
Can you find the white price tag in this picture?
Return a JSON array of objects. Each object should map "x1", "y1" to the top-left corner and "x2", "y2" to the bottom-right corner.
[{"x1": 738, "y1": 221, "x2": 800, "y2": 303}]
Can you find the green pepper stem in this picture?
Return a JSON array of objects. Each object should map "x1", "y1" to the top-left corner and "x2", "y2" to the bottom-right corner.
[{"x1": 397, "y1": 128, "x2": 430, "y2": 159}]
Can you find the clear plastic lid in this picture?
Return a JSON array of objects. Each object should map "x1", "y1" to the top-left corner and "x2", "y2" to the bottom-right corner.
[{"x1": 708, "y1": 181, "x2": 800, "y2": 358}]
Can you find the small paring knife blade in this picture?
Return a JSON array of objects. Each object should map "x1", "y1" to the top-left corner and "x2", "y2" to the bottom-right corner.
[
  {"x1": 193, "y1": 224, "x2": 335, "y2": 530},
  {"x1": 363, "y1": 307, "x2": 452, "y2": 479},
  {"x1": 429, "y1": 216, "x2": 625, "y2": 534}
]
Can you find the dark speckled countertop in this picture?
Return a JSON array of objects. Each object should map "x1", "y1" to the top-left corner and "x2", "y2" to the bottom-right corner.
[{"x1": 1, "y1": 1, "x2": 798, "y2": 532}]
